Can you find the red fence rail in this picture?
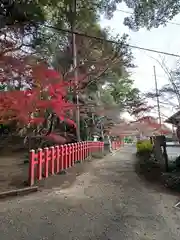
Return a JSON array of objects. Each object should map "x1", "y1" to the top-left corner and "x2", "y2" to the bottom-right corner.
[{"x1": 28, "y1": 141, "x2": 104, "y2": 186}]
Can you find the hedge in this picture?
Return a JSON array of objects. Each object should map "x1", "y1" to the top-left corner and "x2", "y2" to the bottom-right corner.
[{"x1": 136, "y1": 139, "x2": 153, "y2": 153}]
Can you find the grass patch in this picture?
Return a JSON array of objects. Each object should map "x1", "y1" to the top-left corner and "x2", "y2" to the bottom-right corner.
[{"x1": 136, "y1": 140, "x2": 153, "y2": 154}]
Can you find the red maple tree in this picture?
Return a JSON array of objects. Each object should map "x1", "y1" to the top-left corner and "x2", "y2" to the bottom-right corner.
[{"x1": 0, "y1": 58, "x2": 76, "y2": 128}]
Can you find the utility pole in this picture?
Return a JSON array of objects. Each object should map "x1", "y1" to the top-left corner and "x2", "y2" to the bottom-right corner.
[
  {"x1": 72, "y1": 0, "x2": 81, "y2": 141},
  {"x1": 153, "y1": 65, "x2": 162, "y2": 131}
]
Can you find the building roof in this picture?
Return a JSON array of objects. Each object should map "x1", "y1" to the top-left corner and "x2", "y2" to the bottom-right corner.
[
  {"x1": 165, "y1": 110, "x2": 180, "y2": 125},
  {"x1": 109, "y1": 115, "x2": 172, "y2": 136}
]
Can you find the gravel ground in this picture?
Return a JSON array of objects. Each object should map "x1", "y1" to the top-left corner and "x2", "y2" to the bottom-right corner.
[{"x1": 1, "y1": 146, "x2": 180, "y2": 240}]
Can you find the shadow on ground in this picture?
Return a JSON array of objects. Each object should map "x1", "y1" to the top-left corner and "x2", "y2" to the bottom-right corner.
[
  {"x1": 134, "y1": 153, "x2": 180, "y2": 196},
  {"x1": 37, "y1": 152, "x2": 105, "y2": 190},
  {"x1": 0, "y1": 150, "x2": 106, "y2": 194}
]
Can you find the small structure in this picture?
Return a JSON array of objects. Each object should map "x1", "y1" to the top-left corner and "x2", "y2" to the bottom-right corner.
[
  {"x1": 165, "y1": 110, "x2": 180, "y2": 125},
  {"x1": 165, "y1": 110, "x2": 180, "y2": 142}
]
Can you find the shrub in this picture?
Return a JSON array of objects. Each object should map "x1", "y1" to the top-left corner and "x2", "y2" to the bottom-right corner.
[{"x1": 136, "y1": 139, "x2": 153, "y2": 153}]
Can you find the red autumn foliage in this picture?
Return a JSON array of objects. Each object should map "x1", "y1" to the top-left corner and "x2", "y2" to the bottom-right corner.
[
  {"x1": 135, "y1": 116, "x2": 171, "y2": 134},
  {"x1": 0, "y1": 58, "x2": 76, "y2": 127}
]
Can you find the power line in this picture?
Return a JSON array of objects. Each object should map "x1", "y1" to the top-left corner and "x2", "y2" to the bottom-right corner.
[
  {"x1": 116, "y1": 9, "x2": 180, "y2": 27},
  {"x1": 44, "y1": 24, "x2": 180, "y2": 58}
]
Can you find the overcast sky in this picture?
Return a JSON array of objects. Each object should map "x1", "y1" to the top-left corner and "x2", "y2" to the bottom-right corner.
[{"x1": 100, "y1": 2, "x2": 180, "y2": 120}]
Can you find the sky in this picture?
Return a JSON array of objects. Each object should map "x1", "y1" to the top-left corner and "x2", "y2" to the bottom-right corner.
[{"x1": 100, "y1": 2, "x2": 180, "y2": 121}]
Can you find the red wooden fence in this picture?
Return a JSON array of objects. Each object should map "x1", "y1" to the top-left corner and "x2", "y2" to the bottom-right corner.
[
  {"x1": 28, "y1": 141, "x2": 104, "y2": 186},
  {"x1": 112, "y1": 141, "x2": 121, "y2": 150}
]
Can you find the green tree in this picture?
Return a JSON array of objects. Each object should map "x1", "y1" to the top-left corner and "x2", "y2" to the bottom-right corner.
[
  {"x1": 3, "y1": 0, "x2": 179, "y2": 32},
  {"x1": 102, "y1": 76, "x2": 143, "y2": 114},
  {"x1": 122, "y1": 0, "x2": 180, "y2": 30}
]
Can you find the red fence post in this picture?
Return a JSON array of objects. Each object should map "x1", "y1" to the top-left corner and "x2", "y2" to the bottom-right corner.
[
  {"x1": 82, "y1": 142, "x2": 85, "y2": 160},
  {"x1": 60, "y1": 145, "x2": 64, "y2": 171},
  {"x1": 66, "y1": 144, "x2": 69, "y2": 168},
  {"x1": 87, "y1": 142, "x2": 90, "y2": 157},
  {"x1": 78, "y1": 142, "x2": 81, "y2": 161},
  {"x1": 89, "y1": 141, "x2": 91, "y2": 157},
  {"x1": 79, "y1": 142, "x2": 81, "y2": 161},
  {"x1": 37, "y1": 148, "x2": 43, "y2": 181},
  {"x1": 55, "y1": 145, "x2": 59, "y2": 173},
  {"x1": 50, "y1": 146, "x2": 55, "y2": 175},
  {"x1": 29, "y1": 149, "x2": 35, "y2": 186},
  {"x1": 44, "y1": 147, "x2": 49, "y2": 178},
  {"x1": 63, "y1": 144, "x2": 67, "y2": 169},
  {"x1": 68, "y1": 144, "x2": 72, "y2": 168},
  {"x1": 82, "y1": 142, "x2": 84, "y2": 160},
  {"x1": 85, "y1": 142, "x2": 87, "y2": 158},
  {"x1": 75, "y1": 143, "x2": 78, "y2": 162},
  {"x1": 91, "y1": 141, "x2": 93, "y2": 153},
  {"x1": 85, "y1": 142, "x2": 87, "y2": 159},
  {"x1": 72, "y1": 143, "x2": 75, "y2": 166},
  {"x1": 76, "y1": 143, "x2": 79, "y2": 161},
  {"x1": 79, "y1": 142, "x2": 82, "y2": 161},
  {"x1": 84, "y1": 142, "x2": 86, "y2": 159},
  {"x1": 71, "y1": 144, "x2": 73, "y2": 166},
  {"x1": 85, "y1": 141, "x2": 88, "y2": 159}
]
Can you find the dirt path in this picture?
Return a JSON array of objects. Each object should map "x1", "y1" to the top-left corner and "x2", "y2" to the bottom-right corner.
[{"x1": 0, "y1": 146, "x2": 180, "y2": 239}]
